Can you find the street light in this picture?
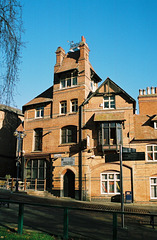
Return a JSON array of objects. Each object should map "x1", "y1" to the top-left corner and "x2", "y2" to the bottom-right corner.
[
  {"x1": 119, "y1": 144, "x2": 124, "y2": 228},
  {"x1": 14, "y1": 128, "x2": 26, "y2": 192}
]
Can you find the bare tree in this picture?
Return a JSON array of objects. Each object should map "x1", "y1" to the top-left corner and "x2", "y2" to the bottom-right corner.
[{"x1": 0, "y1": 0, "x2": 23, "y2": 105}]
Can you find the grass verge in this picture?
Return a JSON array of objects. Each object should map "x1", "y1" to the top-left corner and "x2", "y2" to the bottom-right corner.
[{"x1": 0, "y1": 226, "x2": 57, "y2": 239}]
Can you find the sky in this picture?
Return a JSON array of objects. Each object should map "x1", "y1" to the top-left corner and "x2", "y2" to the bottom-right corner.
[{"x1": 14, "y1": 0, "x2": 157, "y2": 111}]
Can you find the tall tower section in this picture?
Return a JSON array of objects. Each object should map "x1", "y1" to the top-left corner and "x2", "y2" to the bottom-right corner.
[{"x1": 52, "y1": 36, "x2": 101, "y2": 117}]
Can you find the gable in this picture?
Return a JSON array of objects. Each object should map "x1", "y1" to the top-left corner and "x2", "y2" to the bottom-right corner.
[{"x1": 83, "y1": 77, "x2": 136, "y2": 112}]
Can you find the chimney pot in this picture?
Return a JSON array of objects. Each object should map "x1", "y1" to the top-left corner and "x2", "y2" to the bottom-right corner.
[
  {"x1": 81, "y1": 36, "x2": 86, "y2": 42},
  {"x1": 143, "y1": 89, "x2": 146, "y2": 95},
  {"x1": 139, "y1": 89, "x2": 143, "y2": 95},
  {"x1": 147, "y1": 87, "x2": 150, "y2": 94},
  {"x1": 151, "y1": 87, "x2": 155, "y2": 94}
]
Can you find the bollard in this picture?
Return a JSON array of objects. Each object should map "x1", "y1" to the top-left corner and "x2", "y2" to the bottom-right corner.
[
  {"x1": 18, "y1": 203, "x2": 24, "y2": 234},
  {"x1": 63, "y1": 207, "x2": 68, "y2": 240},
  {"x1": 150, "y1": 215, "x2": 155, "y2": 229},
  {"x1": 113, "y1": 212, "x2": 117, "y2": 240}
]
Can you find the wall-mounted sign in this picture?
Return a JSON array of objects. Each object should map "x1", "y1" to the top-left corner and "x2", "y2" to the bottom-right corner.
[
  {"x1": 54, "y1": 154, "x2": 61, "y2": 158},
  {"x1": 61, "y1": 157, "x2": 75, "y2": 166}
]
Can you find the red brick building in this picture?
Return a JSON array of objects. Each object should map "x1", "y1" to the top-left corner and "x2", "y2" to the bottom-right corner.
[{"x1": 23, "y1": 37, "x2": 157, "y2": 203}]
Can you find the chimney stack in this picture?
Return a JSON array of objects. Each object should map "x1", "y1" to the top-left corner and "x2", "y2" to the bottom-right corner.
[
  {"x1": 138, "y1": 86, "x2": 157, "y2": 115},
  {"x1": 79, "y1": 36, "x2": 90, "y2": 61},
  {"x1": 55, "y1": 47, "x2": 65, "y2": 67}
]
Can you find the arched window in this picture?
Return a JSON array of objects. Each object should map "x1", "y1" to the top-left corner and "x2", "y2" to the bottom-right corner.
[
  {"x1": 61, "y1": 126, "x2": 77, "y2": 144},
  {"x1": 101, "y1": 172, "x2": 120, "y2": 194},
  {"x1": 34, "y1": 128, "x2": 43, "y2": 151}
]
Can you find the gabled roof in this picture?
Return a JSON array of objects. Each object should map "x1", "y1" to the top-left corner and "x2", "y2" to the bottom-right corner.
[
  {"x1": 82, "y1": 77, "x2": 136, "y2": 110},
  {"x1": 23, "y1": 86, "x2": 53, "y2": 112}
]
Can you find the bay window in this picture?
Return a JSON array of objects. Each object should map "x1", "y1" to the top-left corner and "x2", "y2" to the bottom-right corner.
[{"x1": 98, "y1": 122, "x2": 122, "y2": 148}]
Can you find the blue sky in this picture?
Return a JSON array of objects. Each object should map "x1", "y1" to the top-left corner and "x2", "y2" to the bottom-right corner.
[{"x1": 15, "y1": 0, "x2": 157, "y2": 111}]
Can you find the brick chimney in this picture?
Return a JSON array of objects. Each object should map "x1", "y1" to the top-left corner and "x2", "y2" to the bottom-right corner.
[
  {"x1": 79, "y1": 36, "x2": 90, "y2": 61},
  {"x1": 55, "y1": 46, "x2": 65, "y2": 67},
  {"x1": 138, "y1": 86, "x2": 157, "y2": 115}
]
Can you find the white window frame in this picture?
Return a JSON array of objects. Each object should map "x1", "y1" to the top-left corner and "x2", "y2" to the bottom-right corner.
[
  {"x1": 71, "y1": 99, "x2": 78, "y2": 113},
  {"x1": 60, "y1": 101, "x2": 67, "y2": 114},
  {"x1": 146, "y1": 145, "x2": 157, "y2": 161},
  {"x1": 101, "y1": 172, "x2": 120, "y2": 195},
  {"x1": 150, "y1": 177, "x2": 157, "y2": 199},
  {"x1": 35, "y1": 107, "x2": 44, "y2": 118},
  {"x1": 60, "y1": 75, "x2": 77, "y2": 89},
  {"x1": 154, "y1": 122, "x2": 157, "y2": 130},
  {"x1": 91, "y1": 81, "x2": 97, "y2": 92},
  {"x1": 103, "y1": 96, "x2": 115, "y2": 109}
]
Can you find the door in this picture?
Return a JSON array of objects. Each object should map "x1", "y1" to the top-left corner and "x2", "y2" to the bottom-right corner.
[{"x1": 64, "y1": 170, "x2": 75, "y2": 198}]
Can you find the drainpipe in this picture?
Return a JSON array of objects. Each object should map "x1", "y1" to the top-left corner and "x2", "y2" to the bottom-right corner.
[{"x1": 79, "y1": 105, "x2": 83, "y2": 201}]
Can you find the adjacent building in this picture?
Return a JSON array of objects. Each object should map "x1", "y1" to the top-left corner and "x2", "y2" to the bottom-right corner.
[
  {"x1": 0, "y1": 104, "x2": 23, "y2": 177},
  {"x1": 22, "y1": 37, "x2": 157, "y2": 203}
]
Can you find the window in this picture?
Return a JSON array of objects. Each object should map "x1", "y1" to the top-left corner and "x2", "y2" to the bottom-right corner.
[
  {"x1": 154, "y1": 122, "x2": 157, "y2": 129},
  {"x1": 150, "y1": 177, "x2": 157, "y2": 199},
  {"x1": 34, "y1": 128, "x2": 43, "y2": 151},
  {"x1": 98, "y1": 122, "x2": 122, "y2": 146},
  {"x1": 60, "y1": 101, "x2": 67, "y2": 114},
  {"x1": 104, "y1": 96, "x2": 115, "y2": 109},
  {"x1": 26, "y1": 159, "x2": 47, "y2": 191},
  {"x1": 101, "y1": 172, "x2": 120, "y2": 194},
  {"x1": 71, "y1": 99, "x2": 78, "y2": 112},
  {"x1": 61, "y1": 126, "x2": 77, "y2": 144},
  {"x1": 91, "y1": 81, "x2": 97, "y2": 92},
  {"x1": 147, "y1": 145, "x2": 157, "y2": 161},
  {"x1": 60, "y1": 72, "x2": 77, "y2": 89},
  {"x1": 35, "y1": 107, "x2": 44, "y2": 118}
]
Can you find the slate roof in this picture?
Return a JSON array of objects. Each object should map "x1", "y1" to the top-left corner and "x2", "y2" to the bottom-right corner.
[
  {"x1": 23, "y1": 86, "x2": 53, "y2": 111},
  {"x1": 133, "y1": 115, "x2": 157, "y2": 140},
  {"x1": 54, "y1": 51, "x2": 80, "y2": 74}
]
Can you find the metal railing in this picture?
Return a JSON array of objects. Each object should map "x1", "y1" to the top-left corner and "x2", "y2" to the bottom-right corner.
[
  {"x1": 0, "y1": 178, "x2": 46, "y2": 191},
  {"x1": 0, "y1": 198, "x2": 156, "y2": 240}
]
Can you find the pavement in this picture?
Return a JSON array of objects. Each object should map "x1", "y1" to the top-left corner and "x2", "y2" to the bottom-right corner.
[
  {"x1": 0, "y1": 190, "x2": 157, "y2": 240},
  {"x1": 0, "y1": 189, "x2": 157, "y2": 214}
]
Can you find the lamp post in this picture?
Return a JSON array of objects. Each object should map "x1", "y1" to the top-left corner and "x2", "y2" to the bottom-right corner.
[
  {"x1": 14, "y1": 129, "x2": 26, "y2": 192},
  {"x1": 119, "y1": 144, "x2": 124, "y2": 228}
]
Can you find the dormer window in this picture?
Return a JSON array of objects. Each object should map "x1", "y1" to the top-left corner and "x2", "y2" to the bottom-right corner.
[
  {"x1": 154, "y1": 122, "x2": 157, "y2": 129},
  {"x1": 35, "y1": 107, "x2": 44, "y2": 118},
  {"x1": 104, "y1": 96, "x2": 115, "y2": 109},
  {"x1": 60, "y1": 72, "x2": 77, "y2": 89}
]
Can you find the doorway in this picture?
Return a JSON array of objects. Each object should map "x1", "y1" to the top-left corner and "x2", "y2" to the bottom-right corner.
[{"x1": 64, "y1": 170, "x2": 75, "y2": 198}]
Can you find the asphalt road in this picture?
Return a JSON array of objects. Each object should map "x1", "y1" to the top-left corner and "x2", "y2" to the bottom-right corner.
[{"x1": 0, "y1": 191, "x2": 157, "y2": 239}]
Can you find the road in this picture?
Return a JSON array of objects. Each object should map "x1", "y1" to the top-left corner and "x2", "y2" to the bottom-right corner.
[{"x1": 0, "y1": 191, "x2": 157, "y2": 239}]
